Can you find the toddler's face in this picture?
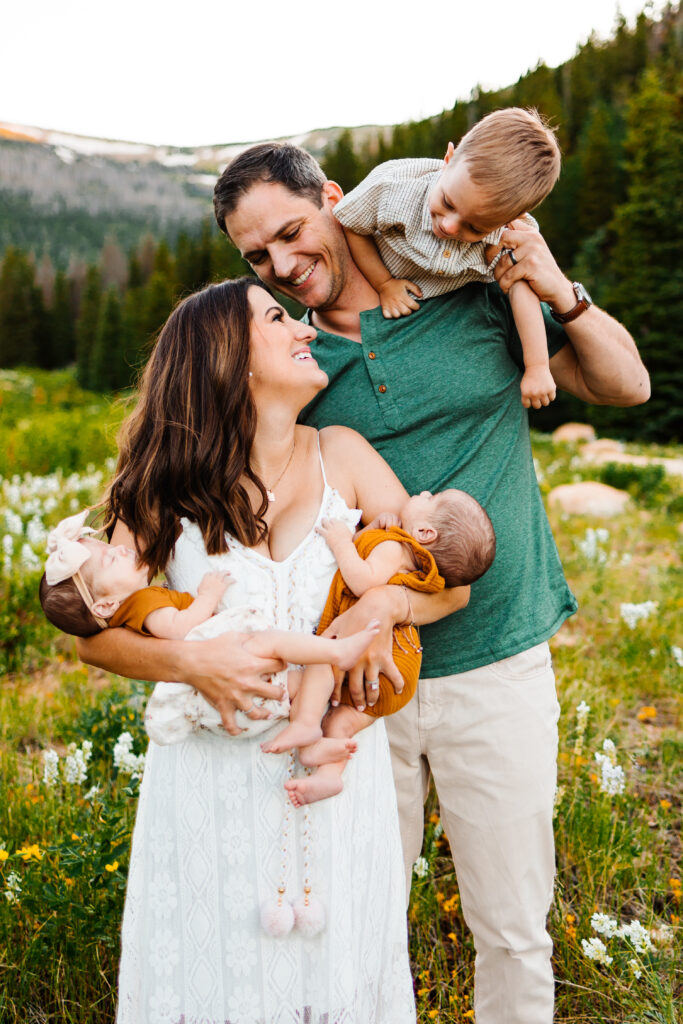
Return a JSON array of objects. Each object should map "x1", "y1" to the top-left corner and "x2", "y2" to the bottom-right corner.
[
  {"x1": 428, "y1": 159, "x2": 502, "y2": 243},
  {"x1": 79, "y1": 537, "x2": 148, "y2": 602}
]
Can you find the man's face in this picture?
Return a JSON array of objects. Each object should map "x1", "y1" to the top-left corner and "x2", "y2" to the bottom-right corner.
[{"x1": 223, "y1": 181, "x2": 352, "y2": 311}]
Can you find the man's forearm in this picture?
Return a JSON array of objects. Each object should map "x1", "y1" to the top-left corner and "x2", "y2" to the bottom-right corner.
[{"x1": 76, "y1": 627, "x2": 189, "y2": 683}]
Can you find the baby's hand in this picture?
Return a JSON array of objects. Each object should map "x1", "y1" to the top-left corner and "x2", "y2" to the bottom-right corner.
[
  {"x1": 316, "y1": 518, "x2": 354, "y2": 551},
  {"x1": 378, "y1": 279, "x2": 422, "y2": 318},
  {"x1": 375, "y1": 512, "x2": 402, "y2": 530},
  {"x1": 197, "y1": 571, "x2": 233, "y2": 600},
  {"x1": 520, "y1": 365, "x2": 557, "y2": 409}
]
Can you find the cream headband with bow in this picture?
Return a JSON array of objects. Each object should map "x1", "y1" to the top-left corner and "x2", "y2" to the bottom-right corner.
[{"x1": 45, "y1": 510, "x2": 109, "y2": 629}]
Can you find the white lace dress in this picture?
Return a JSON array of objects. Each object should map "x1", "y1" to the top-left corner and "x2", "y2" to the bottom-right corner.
[{"x1": 116, "y1": 477, "x2": 416, "y2": 1024}]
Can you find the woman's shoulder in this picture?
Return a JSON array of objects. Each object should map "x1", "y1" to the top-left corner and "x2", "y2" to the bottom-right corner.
[{"x1": 318, "y1": 424, "x2": 371, "y2": 456}]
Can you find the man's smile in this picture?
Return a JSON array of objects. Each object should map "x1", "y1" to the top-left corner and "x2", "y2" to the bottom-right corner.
[{"x1": 291, "y1": 260, "x2": 318, "y2": 286}]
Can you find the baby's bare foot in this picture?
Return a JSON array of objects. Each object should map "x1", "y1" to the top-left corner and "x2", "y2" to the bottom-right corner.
[
  {"x1": 299, "y1": 737, "x2": 357, "y2": 768},
  {"x1": 333, "y1": 620, "x2": 381, "y2": 671},
  {"x1": 261, "y1": 722, "x2": 323, "y2": 754},
  {"x1": 285, "y1": 773, "x2": 344, "y2": 807}
]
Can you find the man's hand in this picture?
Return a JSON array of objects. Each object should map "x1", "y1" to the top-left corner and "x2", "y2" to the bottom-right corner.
[
  {"x1": 378, "y1": 279, "x2": 423, "y2": 318},
  {"x1": 495, "y1": 219, "x2": 575, "y2": 310},
  {"x1": 196, "y1": 571, "x2": 233, "y2": 601},
  {"x1": 322, "y1": 587, "x2": 404, "y2": 711}
]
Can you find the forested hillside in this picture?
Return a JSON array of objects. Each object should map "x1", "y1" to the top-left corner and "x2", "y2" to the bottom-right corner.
[{"x1": 1, "y1": 4, "x2": 680, "y2": 439}]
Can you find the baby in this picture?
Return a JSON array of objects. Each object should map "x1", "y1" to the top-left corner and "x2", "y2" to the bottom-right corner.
[
  {"x1": 39, "y1": 510, "x2": 381, "y2": 752},
  {"x1": 262, "y1": 488, "x2": 496, "y2": 806},
  {"x1": 334, "y1": 107, "x2": 561, "y2": 409}
]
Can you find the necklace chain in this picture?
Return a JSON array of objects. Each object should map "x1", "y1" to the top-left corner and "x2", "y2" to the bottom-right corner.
[{"x1": 257, "y1": 439, "x2": 296, "y2": 503}]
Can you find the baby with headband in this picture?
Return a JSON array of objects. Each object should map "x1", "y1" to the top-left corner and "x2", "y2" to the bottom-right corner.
[{"x1": 39, "y1": 510, "x2": 381, "y2": 751}]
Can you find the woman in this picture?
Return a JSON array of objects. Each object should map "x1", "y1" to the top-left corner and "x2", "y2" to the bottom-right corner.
[{"x1": 106, "y1": 278, "x2": 430, "y2": 1024}]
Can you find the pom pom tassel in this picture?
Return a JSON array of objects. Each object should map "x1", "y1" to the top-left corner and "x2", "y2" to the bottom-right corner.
[
  {"x1": 293, "y1": 891, "x2": 326, "y2": 937},
  {"x1": 261, "y1": 896, "x2": 295, "y2": 937}
]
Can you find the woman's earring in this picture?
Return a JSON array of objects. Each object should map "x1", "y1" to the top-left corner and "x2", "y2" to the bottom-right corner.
[{"x1": 248, "y1": 371, "x2": 253, "y2": 378}]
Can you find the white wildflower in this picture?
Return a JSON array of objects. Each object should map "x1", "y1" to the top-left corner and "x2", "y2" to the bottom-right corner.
[
  {"x1": 581, "y1": 936, "x2": 613, "y2": 965},
  {"x1": 617, "y1": 920, "x2": 654, "y2": 954},
  {"x1": 578, "y1": 528, "x2": 609, "y2": 564},
  {"x1": 553, "y1": 784, "x2": 565, "y2": 819},
  {"x1": 26, "y1": 515, "x2": 47, "y2": 546},
  {"x1": 671, "y1": 645, "x2": 683, "y2": 667},
  {"x1": 4, "y1": 871, "x2": 22, "y2": 903},
  {"x1": 628, "y1": 958, "x2": 642, "y2": 979},
  {"x1": 591, "y1": 912, "x2": 618, "y2": 937},
  {"x1": 20, "y1": 543, "x2": 41, "y2": 572},
  {"x1": 2, "y1": 535, "x2": 14, "y2": 557},
  {"x1": 620, "y1": 601, "x2": 658, "y2": 629},
  {"x1": 42, "y1": 749, "x2": 60, "y2": 787},
  {"x1": 574, "y1": 700, "x2": 590, "y2": 756},
  {"x1": 619, "y1": 553, "x2": 632, "y2": 566},
  {"x1": 412, "y1": 856, "x2": 429, "y2": 879},
  {"x1": 3, "y1": 510, "x2": 22, "y2": 535},
  {"x1": 113, "y1": 732, "x2": 146, "y2": 779},
  {"x1": 84, "y1": 784, "x2": 101, "y2": 802},
  {"x1": 433, "y1": 822, "x2": 444, "y2": 839},
  {"x1": 595, "y1": 739, "x2": 626, "y2": 796},
  {"x1": 63, "y1": 741, "x2": 92, "y2": 785}
]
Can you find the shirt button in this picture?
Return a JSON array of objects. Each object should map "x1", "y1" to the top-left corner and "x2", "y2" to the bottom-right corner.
[
  {"x1": 443, "y1": 250, "x2": 451, "y2": 258},
  {"x1": 378, "y1": 384, "x2": 387, "y2": 394},
  {"x1": 368, "y1": 351, "x2": 376, "y2": 360},
  {"x1": 436, "y1": 269, "x2": 445, "y2": 276}
]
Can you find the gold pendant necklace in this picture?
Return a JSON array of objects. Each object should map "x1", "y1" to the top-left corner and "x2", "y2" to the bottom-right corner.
[{"x1": 260, "y1": 440, "x2": 296, "y2": 503}]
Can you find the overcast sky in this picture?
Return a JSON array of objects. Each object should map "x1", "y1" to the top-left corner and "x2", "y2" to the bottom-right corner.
[{"x1": 1, "y1": 0, "x2": 662, "y2": 147}]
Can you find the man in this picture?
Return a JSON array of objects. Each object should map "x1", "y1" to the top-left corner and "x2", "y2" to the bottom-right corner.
[{"x1": 211, "y1": 141, "x2": 649, "y2": 1024}]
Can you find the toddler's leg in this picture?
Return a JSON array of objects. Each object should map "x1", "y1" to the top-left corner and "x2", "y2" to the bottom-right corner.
[
  {"x1": 261, "y1": 663, "x2": 335, "y2": 754},
  {"x1": 285, "y1": 705, "x2": 373, "y2": 807}
]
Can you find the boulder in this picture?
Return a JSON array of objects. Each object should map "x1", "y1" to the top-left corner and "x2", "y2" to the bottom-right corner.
[
  {"x1": 581, "y1": 438, "x2": 624, "y2": 457},
  {"x1": 580, "y1": 449, "x2": 683, "y2": 477},
  {"x1": 551, "y1": 423, "x2": 597, "y2": 443},
  {"x1": 547, "y1": 482, "x2": 631, "y2": 517}
]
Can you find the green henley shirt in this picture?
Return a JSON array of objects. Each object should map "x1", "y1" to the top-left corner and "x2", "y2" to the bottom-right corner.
[{"x1": 300, "y1": 283, "x2": 578, "y2": 677}]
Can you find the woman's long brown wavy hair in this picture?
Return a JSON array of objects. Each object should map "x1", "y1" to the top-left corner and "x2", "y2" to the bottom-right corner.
[{"x1": 104, "y1": 276, "x2": 272, "y2": 577}]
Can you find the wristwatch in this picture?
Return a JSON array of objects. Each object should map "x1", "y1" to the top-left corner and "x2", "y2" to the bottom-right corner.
[{"x1": 550, "y1": 282, "x2": 593, "y2": 324}]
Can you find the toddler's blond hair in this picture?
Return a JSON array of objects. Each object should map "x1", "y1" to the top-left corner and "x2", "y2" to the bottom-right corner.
[{"x1": 453, "y1": 107, "x2": 560, "y2": 223}]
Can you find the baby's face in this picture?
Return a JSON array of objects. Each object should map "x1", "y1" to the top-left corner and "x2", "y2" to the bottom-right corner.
[
  {"x1": 400, "y1": 491, "x2": 440, "y2": 537},
  {"x1": 427, "y1": 159, "x2": 503, "y2": 243},
  {"x1": 79, "y1": 537, "x2": 148, "y2": 602}
]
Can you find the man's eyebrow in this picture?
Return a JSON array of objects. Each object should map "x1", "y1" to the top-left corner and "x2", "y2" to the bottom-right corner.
[{"x1": 243, "y1": 218, "x2": 302, "y2": 260}]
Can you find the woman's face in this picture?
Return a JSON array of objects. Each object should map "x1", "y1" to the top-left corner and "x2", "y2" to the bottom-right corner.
[{"x1": 247, "y1": 286, "x2": 327, "y2": 402}]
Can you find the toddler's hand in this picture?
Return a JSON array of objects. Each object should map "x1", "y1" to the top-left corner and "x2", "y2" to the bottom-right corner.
[
  {"x1": 378, "y1": 279, "x2": 422, "y2": 318},
  {"x1": 197, "y1": 571, "x2": 233, "y2": 599},
  {"x1": 316, "y1": 518, "x2": 354, "y2": 551},
  {"x1": 520, "y1": 365, "x2": 557, "y2": 409}
]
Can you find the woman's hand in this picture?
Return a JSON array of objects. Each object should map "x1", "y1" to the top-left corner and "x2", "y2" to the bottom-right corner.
[
  {"x1": 321, "y1": 586, "x2": 405, "y2": 711},
  {"x1": 182, "y1": 632, "x2": 287, "y2": 735}
]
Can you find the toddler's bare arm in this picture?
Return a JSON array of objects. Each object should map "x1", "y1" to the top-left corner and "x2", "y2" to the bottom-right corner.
[
  {"x1": 343, "y1": 226, "x2": 422, "y2": 318},
  {"x1": 316, "y1": 518, "x2": 405, "y2": 596},
  {"x1": 509, "y1": 280, "x2": 556, "y2": 409},
  {"x1": 143, "y1": 571, "x2": 232, "y2": 640}
]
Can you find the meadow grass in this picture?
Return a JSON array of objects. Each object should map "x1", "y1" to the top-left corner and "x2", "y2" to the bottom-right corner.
[{"x1": 0, "y1": 370, "x2": 680, "y2": 1022}]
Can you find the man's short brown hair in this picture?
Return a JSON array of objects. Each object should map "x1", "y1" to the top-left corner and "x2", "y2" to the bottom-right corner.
[
  {"x1": 453, "y1": 107, "x2": 561, "y2": 222},
  {"x1": 39, "y1": 573, "x2": 103, "y2": 638},
  {"x1": 213, "y1": 142, "x2": 327, "y2": 236}
]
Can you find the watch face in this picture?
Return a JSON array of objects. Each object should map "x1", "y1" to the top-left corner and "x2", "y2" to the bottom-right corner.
[{"x1": 574, "y1": 282, "x2": 592, "y2": 305}]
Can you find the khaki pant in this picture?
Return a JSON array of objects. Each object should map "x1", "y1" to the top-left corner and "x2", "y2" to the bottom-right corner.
[{"x1": 385, "y1": 642, "x2": 559, "y2": 1024}]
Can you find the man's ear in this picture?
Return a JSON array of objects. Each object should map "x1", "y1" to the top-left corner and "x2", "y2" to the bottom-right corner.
[
  {"x1": 322, "y1": 180, "x2": 344, "y2": 207},
  {"x1": 443, "y1": 141, "x2": 455, "y2": 166},
  {"x1": 90, "y1": 597, "x2": 120, "y2": 620},
  {"x1": 414, "y1": 523, "x2": 438, "y2": 545}
]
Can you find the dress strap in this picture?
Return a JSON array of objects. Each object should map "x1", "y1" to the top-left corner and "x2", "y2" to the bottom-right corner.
[{"x1": 316, "y1": 432, "x2": 329, "y2": 488}]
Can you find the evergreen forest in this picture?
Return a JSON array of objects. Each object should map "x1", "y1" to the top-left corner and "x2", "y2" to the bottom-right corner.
[{"x1": 0, "y1": 3, "x2": 681, "y2": 440}]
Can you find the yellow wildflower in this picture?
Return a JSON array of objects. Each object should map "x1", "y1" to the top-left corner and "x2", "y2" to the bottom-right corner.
[
  {"x1": 566, "y1": 913, "x2": 576, "y2": 924},
  {"x1": 670, "y1": 914, "x2": 680, "y2": 925},
  {"x1": 429, "y1": 813, "x2": 440, "y2": 824},
  {"x1": 71, "y1": 833, "x2": 80, "y2": 841},
  {"x1": 637, "y1": 706, "x2": 657, "y2": 722},
  {"x1": 417, "y1": 988, "x2": 429, "y2": 997},
  {"x1": 464, "y1": 1012, "x2": 475, "y2": 1019},
  {"x1": 447, "y1": 931, "x2": 457, "y2": 942},
  {"x1": 17, "y1": 844, "x2": 43, "y2": 861},
  {"x1": 669, "y1": 878, "x2": 681, "y2": 889},
  {"x1": 660, "y1": 799, "x2": 672, "y2": 810},
  {"x1": 427, "y1": 1011, "x2": 438, "y2": 1020},
  {"x1": 105, "y1": 861, "x2": 119, "y2": 872},
  {"x1": 436, "y1": 891, "x2": 445, "y2": 903},
  {"x1": 0, "y1": 850, "x2": 8, "y2": 862},
  {"x1": 65, "y1": 878, "x2": 74, "y2": 887}
]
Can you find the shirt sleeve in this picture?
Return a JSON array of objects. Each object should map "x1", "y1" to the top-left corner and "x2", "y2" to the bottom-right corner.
[
  {"x1": 333, "y1": 162, "x2": 400, "y2": 235},
  {"x1": 111, "y1": 586, "x2": 195, "y2": 635}
]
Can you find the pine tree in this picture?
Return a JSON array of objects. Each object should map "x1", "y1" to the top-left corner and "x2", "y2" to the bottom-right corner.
[
  {"x1": 50, "y1": 270, "x2": 76, "y2": 367},
  {"x1": 0, "y1": 248, "x2": 42, "y2": 367},
  {"x1": 75, "y1": 266, "x2": 102, "y2": 388},
  {"x1": 90, "y1": 286, "x2": 127, "y2": 391},
  {"x1": 606, "y1": 68, "x2": 683, "y2": 440},
  {"x1": 323, "y1": 130, "x2": 361, "y2": 193}
]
